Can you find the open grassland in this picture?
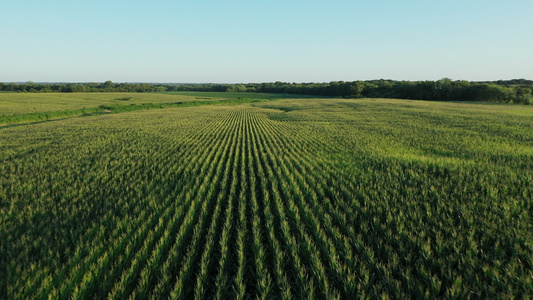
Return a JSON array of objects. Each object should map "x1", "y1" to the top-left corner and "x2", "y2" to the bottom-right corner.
[{"x1": 1, "y1": 97, "x2": 532, "y2": 298}]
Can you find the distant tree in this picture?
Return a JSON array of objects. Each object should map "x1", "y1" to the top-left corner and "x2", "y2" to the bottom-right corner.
[
  {"x1": 226, "y1": 84, "x2": 247, "y2": 92},
  {"x1": 339, "y1": 81, "x2": 365, "y2": 98},
  {"x1": 103, "y1": 80, "x2": 115, "y2": 91},
  {"x1": 434, "y1": 78, "x2": 453, "y2": 100},
  {"x1": 154, "y1": 86, "x2": 167, "y2": 92},
  {"x1": 7, "y1": 83, "x2": 18, "y2": 91},
  {"x1": 40, "y1": 85, "x2": 52, "y2": 93},
  {"x1": 71, "y1": 84, "x2": 88, "y2": 92},
  {"x1": 60, "y1": 84, "x2": 73, "y2": 92},
  {"x1": 513, "y1": 86, "x2": 532, "y2": 104}
]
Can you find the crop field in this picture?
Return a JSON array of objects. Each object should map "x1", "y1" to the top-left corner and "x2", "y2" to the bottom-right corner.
[
  {"x1": 0, "y1": 92, "x2": 296, "y2": 125},
  {"x1": 1, "y1": 95, "x2": 532, "y2": 298}
]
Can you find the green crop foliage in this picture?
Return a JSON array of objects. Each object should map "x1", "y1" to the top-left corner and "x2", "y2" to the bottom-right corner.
[
  {"x1": 0, "y1": 92, "x2": 297, "y2": 126},
  {"x1": 1, "y1": 96, "x2": 532, "y2": 299}
]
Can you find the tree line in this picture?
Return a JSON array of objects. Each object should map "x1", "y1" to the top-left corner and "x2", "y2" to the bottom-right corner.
[{"x1": 1, "y1": 79, "x2": 532, "y2": 104}]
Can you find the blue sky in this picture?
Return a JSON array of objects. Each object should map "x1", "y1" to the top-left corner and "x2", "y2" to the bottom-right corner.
[{"x1": 1, "y1": 0, "x2": 532, "y2": 83}]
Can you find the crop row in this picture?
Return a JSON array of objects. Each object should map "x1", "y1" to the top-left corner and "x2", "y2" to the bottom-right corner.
[{"x1": 1, "y1": 100, "x2": 532, "y2": 298}]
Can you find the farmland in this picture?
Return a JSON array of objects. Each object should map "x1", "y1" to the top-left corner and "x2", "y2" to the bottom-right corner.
[
  {"x1": 0, "y1": 92, "x2": 306, "y2": 125},
  {"x1": 1, "y1": 94, "x2": 532, "y2": 298}
]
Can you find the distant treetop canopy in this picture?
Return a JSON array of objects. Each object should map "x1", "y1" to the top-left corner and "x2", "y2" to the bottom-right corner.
[{"x1": 1, "y1": 79, "x2": 531, "y2": 104}]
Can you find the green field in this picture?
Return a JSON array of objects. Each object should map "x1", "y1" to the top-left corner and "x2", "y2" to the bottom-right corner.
[
  {"x1": 1, "y1": 94, "x2": 532, "y2": 298},
  {"x1": 0, "y1": 92, "x2": 304, "y2": 126}
]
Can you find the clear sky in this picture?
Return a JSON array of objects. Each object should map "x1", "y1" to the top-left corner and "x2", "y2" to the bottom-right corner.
[{"x1": 1, "y1": 0, "x2": 532, "y2": 83}]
